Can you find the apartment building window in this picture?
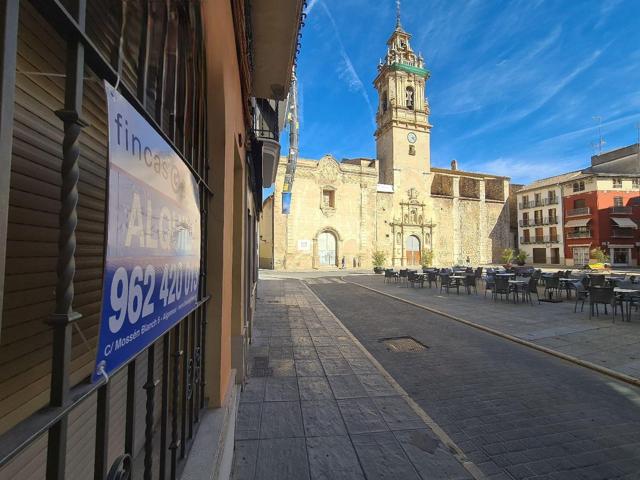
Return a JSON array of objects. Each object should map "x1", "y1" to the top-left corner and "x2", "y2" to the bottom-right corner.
[
  {"x1": 522, "y1": 212, "x2": 529, "y2": 226},
  {"x1": 548, "y1": 208, "x2": 557, "y2": 223},
  {"x1": 534, "y1": 193, "x2": 541, "y2": 205},
  {"x1": 523, "y1": 230, "x2": 530, "y2": 242},
  {"x1": 550, "y1": 226, "x2": 558, "y2": 242},
  {"x1": 548, "y1": 190, "x2": 557, "y2": 203},
  {"x1": 522, "y1": 195, "x2": 529, "y2": 207},
  {"x1": 613, "y1": 178, "x2": 622, "y2": 188},
  {"x1": 614, "y1": 196, "x2": 623, "y2": 207},
  {"x1": 322, "y1": 189, "x2": 336, "y2": 208},
  {"x1": 535, "y1": 227, "x2": 544, "y2": 242},
  {"x1": 633, "y1": 178, "x2": 639, "y2": 188},
  {"x1": 574, "y1": 198, "x2": 586, "y2": 209},
  {"x1": 573, "y1": 181, "x2": 585, "y2": 192},
  {"x1": 534, "y1": 209, "x2": 543, "y2": 225}
]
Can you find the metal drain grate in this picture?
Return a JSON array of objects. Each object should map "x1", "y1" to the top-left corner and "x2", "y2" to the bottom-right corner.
[
  {"x1": 379, "y1": 336, "x2": 428, "y2": 353},
  {"x1": 250, "y1": 356, "x2": 273, "y2": 377}
]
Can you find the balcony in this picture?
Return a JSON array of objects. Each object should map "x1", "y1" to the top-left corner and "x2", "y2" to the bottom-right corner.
[
  {"x1": 519, "y1": 217, "x2": 559, "y2": 227},
  {"x1": 520, "y1": 235, "x2": 560, "y2": 244},
  {"x1": 611, "y1": 229, "x2": 635, "y2": 238},
  {"x1": 567, "y1": 230, "x2": 592, "y2": 239},
  {"x1": 518, "y1": 197, "x2": 558, "y2": 209},
  {"x1": 567, "y1": 207, "x2": 590, "y2": 217},
  {"x1": 610, "y1": 206, "x2": 633, "y2": 214}
]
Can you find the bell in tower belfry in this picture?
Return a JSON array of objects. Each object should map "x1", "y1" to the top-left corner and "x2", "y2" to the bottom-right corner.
[{"x1": 374, "y1": 0, "x2": 432, "y2": 191}]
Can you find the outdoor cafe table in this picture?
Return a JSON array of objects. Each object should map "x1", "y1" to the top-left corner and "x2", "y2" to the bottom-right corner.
[
  {"x1": 509, "y1": 279, "x2": 528, "y2": 303},
  {"x1": 450, "y1": 275, "x2": 466, "y2": 294},
  {"x1": 496, "y1": 273, "x2": 515, "y2": 277},
  {"x1": 614, "y1": 287, "x2": 640, "y2": 322},
  {"x1": 559, "y1": 278, "x2": 578, "y2": 298}
]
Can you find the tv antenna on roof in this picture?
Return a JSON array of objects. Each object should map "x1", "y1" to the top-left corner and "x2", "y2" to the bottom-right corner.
[{"x1": 591, "y1": 115, "x2": 605, "y2": 155}]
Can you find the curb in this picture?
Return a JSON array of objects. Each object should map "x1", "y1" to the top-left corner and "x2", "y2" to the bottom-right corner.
[
  {"x1": 301, "y1": 280, "x2": 487, "y2": 480},
  {"x1": 344, "y1": 278, "x2": 640, "y2": 389}
]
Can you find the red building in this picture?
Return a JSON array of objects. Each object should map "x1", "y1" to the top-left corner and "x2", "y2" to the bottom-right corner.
[{"x1": 563, "y1": 144, "x2": 640, "y2": 267}]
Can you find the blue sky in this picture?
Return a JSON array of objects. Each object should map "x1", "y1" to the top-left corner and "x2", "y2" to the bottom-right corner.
[{"x1": 268, "y1": 0, "x2": 640, "y2": 197}]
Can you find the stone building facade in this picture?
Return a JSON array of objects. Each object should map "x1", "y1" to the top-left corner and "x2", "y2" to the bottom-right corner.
[{"x1": 261, "y1": 18, "x2": 512, "y2": 270}]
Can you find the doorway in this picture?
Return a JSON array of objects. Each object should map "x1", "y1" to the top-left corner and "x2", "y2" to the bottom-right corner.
[
  {"x1": 532, "y1": 248, "x2": 546, "y2": 264},
  {"x1": 405, "y1": 235, "x2": 421, "y2": 265},
  {"x1": 318, "y1": 231, "x2": 337, "y2": 266},
  {"x1": 550, "y1": 248, "x2": 560, "y2": 264},
  {"x1": 573, "y1": 247, "x2": 590, "y2": 267}
]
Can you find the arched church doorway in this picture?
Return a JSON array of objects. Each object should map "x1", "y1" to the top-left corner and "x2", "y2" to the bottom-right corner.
[
  {"x1": 318, "y1": 231, "x2": 337, "y2": 266},
  {"x1": 406, "y1": 235, "x2": 421, "y2": 265}
]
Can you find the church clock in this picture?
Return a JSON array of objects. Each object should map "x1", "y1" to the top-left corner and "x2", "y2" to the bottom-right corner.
[{"x1": 407, "y1": 132, "x2": 417, "y2": 144}]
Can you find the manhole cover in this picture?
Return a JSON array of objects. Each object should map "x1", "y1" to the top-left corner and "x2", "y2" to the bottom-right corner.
[
  {"x1": 251, "y1": 356, "x2": 273, "y2": 377},
  {"x1": 379, "y1": 336, "x2": 428, "y2": 353}
]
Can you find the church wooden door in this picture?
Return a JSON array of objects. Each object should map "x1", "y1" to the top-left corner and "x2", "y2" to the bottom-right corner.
[
  {"x1": 318, "y1": 231, "x2": 337, "y2": 266},
  {"x1": 405, "y1": 235, "x2": 421, "y2": 265}
]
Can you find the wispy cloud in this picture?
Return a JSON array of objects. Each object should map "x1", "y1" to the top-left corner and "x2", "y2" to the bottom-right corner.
[
  {"x1": 317, "y1": 1, "x2": 376, "y2": 129},
  {"x1": 459, "y1": 46, "x2": 607, "y2": 140},
  {"x1": 304, "y1": 0, "x2": 319, "y2": 15}
]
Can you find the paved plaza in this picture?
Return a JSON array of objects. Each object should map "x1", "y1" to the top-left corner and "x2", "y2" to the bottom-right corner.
[
  {"x1": 333, "y1": 274, "x2": 640, "y2": 381},
  {"x1": 232, "y1": 279, "x2": 474, "y2": 480},
  {"x1": 308, "y1": 280, "x2": 640, "y2": 479}
]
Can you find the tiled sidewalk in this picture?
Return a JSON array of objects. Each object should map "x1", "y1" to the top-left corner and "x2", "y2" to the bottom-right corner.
[
  {"x1": 231, "y1": 279, "x2": 473, "y2": 480},
  {"x1": 345, "y1": 275, "x2": 640, "y2": 381}
]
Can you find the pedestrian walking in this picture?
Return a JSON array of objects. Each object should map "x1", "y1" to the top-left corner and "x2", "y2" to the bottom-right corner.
[{"x1": 341, "y1": 256, "x2": 346, "y2": 269}]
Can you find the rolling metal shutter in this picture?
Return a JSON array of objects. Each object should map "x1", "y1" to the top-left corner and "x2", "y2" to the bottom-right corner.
[{"x1": 0, "y1": 2, "x2": 165, "y2": 478}]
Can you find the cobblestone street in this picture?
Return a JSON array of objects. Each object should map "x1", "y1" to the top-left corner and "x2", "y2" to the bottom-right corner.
[
  {"x1": 232, "y1": 279, "x2": 474, "y2": 480},
  {"x1": 308, "y1": 279, "x2": 640, "y2": 479}
]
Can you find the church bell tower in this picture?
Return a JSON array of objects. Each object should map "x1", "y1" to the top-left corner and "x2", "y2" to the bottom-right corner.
[{"x1": 374, "y1": 3, "x2": 431, "y2": 190}]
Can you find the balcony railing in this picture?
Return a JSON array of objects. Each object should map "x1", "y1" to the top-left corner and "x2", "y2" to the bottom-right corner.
[
  {"x1": 611, "y1": 230, "x2": 635, "y2": 238},
  {"x1": 610, "y1": 206, "x2": 633, "y2": 214},
  {"x1": 567, "y1": 230, "x2": 592, "y2": 239},
  {"x1": 567, "y1": 207, "x2": 590, "y2": 217},
  {"x1": 519, "y1": 217, "x2": 559, "y2": 227},
  {"x1": 520, "y1": 236, "x2": 560, "y2": 244},
  {"x1": 518, "y1": 197, "x2": 558, "y2": 209}
]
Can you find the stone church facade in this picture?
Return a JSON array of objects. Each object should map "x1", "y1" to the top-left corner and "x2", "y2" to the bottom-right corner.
[{"x1": 260, "y1": 18, "x2": 512, "y2": 270}]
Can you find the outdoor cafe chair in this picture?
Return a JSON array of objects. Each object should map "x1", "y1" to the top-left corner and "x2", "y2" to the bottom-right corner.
[
  {"x1": 440, "y1": 274, "x2": 460, "y2": 295},
  {"x1": 408, "y1": 271, "x2": 425, "y2": 288},
  {"x1": 493, "y1": 276, "x2": 513, "y2": 302},
  {"x1": 427, "y1": 271, "x2": 438, "y2": 288},
  {"x1": 398, "y1": 269, "x2": 408, "y2": 284},
  {"x1": 543, "y1": 276, "x2": 560, "y2": 299},
  {"x1": 484, "y1": 275, "x2": 496, "y2": 298},
  {"x1": 523, "y1": 276, "x2": 541, "y2": 305},
  {"x1": 384, "y1": 269, "x2": 398, "y2": 284},
  {"x1": 571, "y1": 281, "x2": 589, "y2": 313},
  {"x1": 474, "y1": 267, "x2": 483, "y2": 280},
  {"x1": 464, "y1": 274, "x2": 478, "y2": 295},
  {"x1": 588, "y1": 286, "x2": 621, "y2": 320},
  {"x1": 589, "y1": 274, "x2": 606, "y2": 287}
]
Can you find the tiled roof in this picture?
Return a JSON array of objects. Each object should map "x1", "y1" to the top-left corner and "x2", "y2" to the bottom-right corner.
[{"x1": 519, "y1": 171, "x2": 584, "y2": 192}]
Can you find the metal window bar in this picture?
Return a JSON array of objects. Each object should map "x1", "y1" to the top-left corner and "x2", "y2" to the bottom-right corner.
[{"x1": 0, "y1": 1, "x2": 213, "y2": 480}]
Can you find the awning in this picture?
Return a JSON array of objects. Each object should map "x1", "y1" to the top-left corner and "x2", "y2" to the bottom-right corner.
[
  {"x1": 565, "y1": 218, "x2": 590, "y2": 228},
  {"x1": 611, "y1": 217, "x2": 638, "y2": 229}
]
